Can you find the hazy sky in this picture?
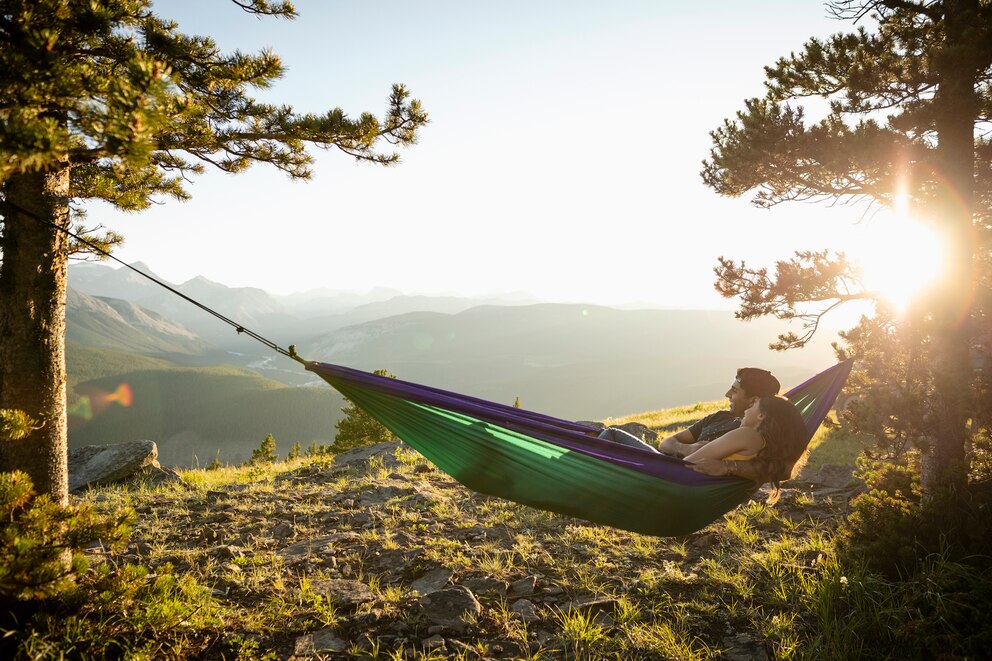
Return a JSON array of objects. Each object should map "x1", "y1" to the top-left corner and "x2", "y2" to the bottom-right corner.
[{"x1": 91, "y1": 0, "x2": 937, "y2": 317}]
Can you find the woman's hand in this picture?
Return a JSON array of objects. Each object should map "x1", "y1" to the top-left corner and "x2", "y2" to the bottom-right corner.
[{"x1": 688, "y1": 458, "x2": 732, "y2": 476}]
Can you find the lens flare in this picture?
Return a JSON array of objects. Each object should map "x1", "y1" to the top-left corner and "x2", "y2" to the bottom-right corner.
[
  {"x1": 68, "y1": 396, "x2": 93, "y2": 420},
  {"x1": 70, "y1": 382, "x2": 134, "y2": 422},
  {"x1": 106, "y1": 383, "x2": 133, "y2": 407}
]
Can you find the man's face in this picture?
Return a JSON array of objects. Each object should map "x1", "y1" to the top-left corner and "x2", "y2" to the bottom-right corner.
[{"x1": 725, "y1": 378, "x2": 755, "y2": 417}]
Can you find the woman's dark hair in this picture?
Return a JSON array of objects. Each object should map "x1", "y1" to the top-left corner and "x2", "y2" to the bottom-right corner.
[{"x1": 754, "y1": 395, "x2": 809, "y2": 502}]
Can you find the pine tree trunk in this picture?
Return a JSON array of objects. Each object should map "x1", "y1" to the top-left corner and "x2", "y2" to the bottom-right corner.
[
  {"x1": 0, "y1": 167, "x2": 72, "y2": 505},
  {"x1": 921, "y1": 0, "x2": 979, "y2": 500}
]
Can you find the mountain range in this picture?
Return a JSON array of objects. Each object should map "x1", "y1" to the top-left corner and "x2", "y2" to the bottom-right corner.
[{"x1": 65, "y1": 262, "x2": 840, "y2": 464}]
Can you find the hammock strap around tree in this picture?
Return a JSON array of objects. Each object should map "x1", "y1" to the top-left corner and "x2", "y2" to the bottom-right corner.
[{"x1": 306, "y1": 360, "x2": 853, "y2": 537}]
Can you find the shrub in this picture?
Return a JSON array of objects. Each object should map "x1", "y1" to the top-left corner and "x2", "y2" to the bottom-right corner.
[{"x1": 0, "y1": 471, "x2": 132, "y2": 604}]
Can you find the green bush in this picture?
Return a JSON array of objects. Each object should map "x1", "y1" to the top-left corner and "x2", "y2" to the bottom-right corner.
[
  {"x1": 840, "y1": 452, "x2": 992, "y2": 578},
  {"x1": 0, "y1": 471, "x2": 132, "y2": 603},
  {"x1": 5, "y1": 562, "x2": 220, "y2": 658},
  {"x1": 821, "y1": 445, "x2": 992, "y2": 657}
]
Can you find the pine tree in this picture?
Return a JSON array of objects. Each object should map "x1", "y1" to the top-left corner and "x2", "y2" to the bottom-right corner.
[
  {"x1": 0, "y1": 0, "x2": 427, "y2": 504},
  {"x1": 332, "y1": 369, "x2": 396, "y2": 453},
  {"x1": 287, "y1": 441, "x2": 302, "y2": 461},
  {"x1": 701, "y1": 0, "x2": 992, "y2": 499},
  {"x1": 248, "y1": 434, "x2": 278, "y2": 465}
]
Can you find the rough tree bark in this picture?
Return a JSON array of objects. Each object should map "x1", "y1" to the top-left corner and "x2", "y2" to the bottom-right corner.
[
  {"x1": 0, "y1": 167, "x2": 72, "y2": 506},
  {"x1": 923, "y1": 0, "x2": 980, "y2": 499}
]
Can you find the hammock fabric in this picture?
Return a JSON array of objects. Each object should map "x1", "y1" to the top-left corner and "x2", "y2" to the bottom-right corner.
[{"x1": 307, "y1": 360, "x2": 853, "y2": 537}]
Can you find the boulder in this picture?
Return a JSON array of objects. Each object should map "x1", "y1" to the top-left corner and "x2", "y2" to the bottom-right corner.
[
  {"x1": 332, "y1": 441, "x2": 407, "y2": 471},
  {"x1": 68, "y1": 440, "x2": 158, "y2": 491}
]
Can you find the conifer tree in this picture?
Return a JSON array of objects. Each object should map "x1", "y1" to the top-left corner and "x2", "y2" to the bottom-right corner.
[
  {"x1": 0, "y1": 0, "x2": 427, "y2": 504},
  {"x1": 701, "y1": 0, "x2": 991, "y2": 497},
  {"x1": 249, "y1": 433, "x2": 278, "y2": 465},
  {"x1": 287, "y1": 441, "x2": 302, "y2": 461}
]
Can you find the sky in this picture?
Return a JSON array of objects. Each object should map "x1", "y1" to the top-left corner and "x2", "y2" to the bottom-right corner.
[{"x1": 91, "y1": 0, "x2": 939, "y2": 321}]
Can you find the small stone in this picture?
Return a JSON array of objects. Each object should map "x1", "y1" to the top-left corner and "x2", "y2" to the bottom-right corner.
[
  {"x1": 421, "y1": 634, "x2": 445, "y2": 649},
  {"x1": 271, "y1": 522, "x2": 295, "y2": 539},
  {"x1": 411, "y1": 568, "x2": 453, "y2": 595},
  {"x1": 210, "y1": 545, "x2": 242, "y2": 560},
  {"x1": 417, "y1": 585, "x2": 483, "y2": 633},
  {"x1": 563, "y1": 596, "x2": 617, "y2": 615},
  {"x1": 312, "y1": 578, "x2": 376, "y2": 608},
  {"x1": 294, "y1": 628, "x2": 347, "y2": 655},
  {"x1": 511, "y1": 599, "x2": 539, "y2": 623},
  {"x1": 508, "y1": 575, "x2": 537, "y2": 598}
]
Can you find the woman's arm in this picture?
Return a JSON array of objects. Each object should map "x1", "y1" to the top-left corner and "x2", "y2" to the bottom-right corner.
[{"x1": 683, "y1": 427, "x2": 762, "y2": 463}]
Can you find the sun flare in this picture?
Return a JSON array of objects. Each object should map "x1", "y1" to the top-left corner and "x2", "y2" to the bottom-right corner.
[{"x1": 855, "y1": 207, "x2": 946, "y2": 312}]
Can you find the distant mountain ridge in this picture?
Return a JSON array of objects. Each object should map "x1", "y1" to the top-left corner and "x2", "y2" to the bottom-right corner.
[
  {"x1": 68, "y1": 262, "x2": 538, "y2": 349},
  {"x1": 65, "y1": 261, "x2": 840, "y2": 438},
  {"x1": 66, "y1": 288, "x2": 212, "y2": 355},
  {"x1": 303, "y1": 304, "x2": 836, "y2": 420}
]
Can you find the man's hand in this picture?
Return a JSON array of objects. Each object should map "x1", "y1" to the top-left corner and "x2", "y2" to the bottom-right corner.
[{"x1": 658, "y1": 436, "x2": 704, "y2": 457}]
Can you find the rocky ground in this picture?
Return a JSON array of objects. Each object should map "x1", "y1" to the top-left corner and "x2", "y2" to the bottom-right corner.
[{"x1": 79, "y1": 442, "x2": 861, "y2": 660}]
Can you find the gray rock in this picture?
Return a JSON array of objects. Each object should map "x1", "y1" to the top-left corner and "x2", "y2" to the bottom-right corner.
[
  {"x1": 358, "y1": 481, "x2": 417, "y2": 507},
  {"x1": 137, "y1": 463, "x2": 185, "y2": 487},
  {"x1": 576, "y1": 420, "x2": 606, "y2": 430},
  {"x1": 332, "y1": 441, "x2": 406, "y2": 471},
  {"x1": 417, "y1": 585, "x2": 483, "y2": 633},
  {"x1": 410, "y1": 568, "x2": 453, "y2": 595},
  {"x1": 68, "y1": 440, "x2": 158, "y2": 491},
  {"x1": 805, "y1": 463, "x2": 859, "y2": 489},
  {"x1": 721, "y1": 632, "x2": 769, "y2": 661},
  {"x1": 277, "y1": 532, "x2": 360, "y2": 559},
  {"x1": 421, "y1": 634, "x2": 446, "y2": 650},
  {"x1": 313, "y1": 578, "x2": 376, "y2": 608},
  {"x1": 270, "y1": 522, "x2": 295, "y2": 539},
  {"x1": 563, "y1": 596, "x2": 617, "y2": 615},
  {"x1": 508, "y1": 575, "x2": 537, "y2": 598},
  {"x1": 294, "y1": 628, "x2": 347, "y2": 655},
  {"x1": 461, "y1": 576, "x2": 506, "y2": 596},
  {"x1": 511, "y1": 598, "x2": 539, "y2": 623}
]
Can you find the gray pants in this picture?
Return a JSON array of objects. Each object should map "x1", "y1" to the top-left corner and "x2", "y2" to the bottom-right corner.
[{"x1": 597, "y1": 427, "x2": 659, "y2": 453}]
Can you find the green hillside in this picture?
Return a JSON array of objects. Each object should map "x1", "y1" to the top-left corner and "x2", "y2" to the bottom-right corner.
[
  {"x1": 67, "y1": 344, "x2": 177, "y2": 393},
  {"x1": 67, "y1": 346, "x2": 345, "y2": 467}
]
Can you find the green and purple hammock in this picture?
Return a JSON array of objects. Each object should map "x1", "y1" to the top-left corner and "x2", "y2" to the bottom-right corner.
[{"x1": 307, "y1": 360, "x2": 853, "y2": 536}]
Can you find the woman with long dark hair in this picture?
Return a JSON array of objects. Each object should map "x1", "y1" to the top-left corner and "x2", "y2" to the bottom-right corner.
[{"x1": 684, "y1": 395, "x2": 808, "y2": 502}]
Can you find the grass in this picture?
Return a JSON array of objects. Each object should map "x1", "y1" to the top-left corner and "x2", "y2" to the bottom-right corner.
[{"x1": 5, "y1": 400, "x2": 959, "y2": 659}]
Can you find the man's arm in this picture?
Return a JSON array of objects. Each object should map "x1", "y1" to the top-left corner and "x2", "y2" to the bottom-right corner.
[
  {"x1": 689, "y1": 458, "x2": 765, "y2": 483},
  {"x1": 657, "y1": 429, "x2": 704, "y2": 457}
]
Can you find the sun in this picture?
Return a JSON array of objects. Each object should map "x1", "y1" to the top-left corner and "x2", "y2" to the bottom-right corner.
[{"x1": 854, "y1": 202, "x2": 946, "y2": 312}]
